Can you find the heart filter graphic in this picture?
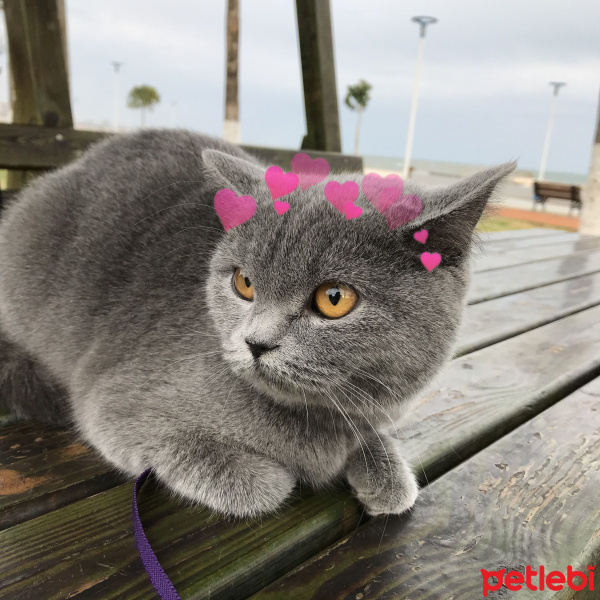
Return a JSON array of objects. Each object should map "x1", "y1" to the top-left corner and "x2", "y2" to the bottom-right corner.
[
  {"x1": 413, "y1": 229, "x2": 428, "y2": 244},
  {"x1": 324, "y1": 181, "x2": 360, "y2": 215},
  {"x1": 291, "y1": 153, "x2": 330, "y2": 190},
  {"x1": 344, "y1": 201, "x2": 362, "y2": 220},
  {"x1": 362, "y1": 172, "x2": 404, "y2": 213},
  {"x1": 420, "y1": 252, "x2": 441, "y2": 272},
  {"x1": 214, "y1": 188, "x2": 257, "y2": 232},
  {"x1": 265, "y1": 166, "x2": 299, "y2": 200},
  {"x1": 384, "y1": 194, "x2": 423, "y2": 230},
  {"x1": 273, "y1": 200, "x2": 290, "y2": 215}
]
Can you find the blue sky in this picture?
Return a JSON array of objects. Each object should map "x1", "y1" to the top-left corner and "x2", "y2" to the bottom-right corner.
[{"x1": 24, "y1": 1, "x2": 600, "y2": 174}]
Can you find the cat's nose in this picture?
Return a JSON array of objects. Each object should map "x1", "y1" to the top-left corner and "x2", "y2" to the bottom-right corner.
[{"x1": 245, "y1": 339, "x2": 279, "y2": 360}]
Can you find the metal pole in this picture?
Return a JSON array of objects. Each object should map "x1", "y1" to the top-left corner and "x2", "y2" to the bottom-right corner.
[
  {"x1": 403, "y1": 16, "x2": 436, "y2": 179},
  {"x1": 538, "y1": 81, "x2": 565, "y2": 181},
  {"x1": 111, "y1": 61, "x2": 122, "y2": 132}
]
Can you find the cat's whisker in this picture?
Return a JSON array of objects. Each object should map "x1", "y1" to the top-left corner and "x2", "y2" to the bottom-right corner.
[
  {"x1": 337, "y1": 384, "x2": 394, "y2": 499},
  {"x1": 323, "y1": 390, "x2": 370, "y2": 477}
]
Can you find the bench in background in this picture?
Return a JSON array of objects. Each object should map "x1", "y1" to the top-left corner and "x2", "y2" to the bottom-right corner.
[{"x1": 533, "y1": 180, "x2": 582, "y2": 214}]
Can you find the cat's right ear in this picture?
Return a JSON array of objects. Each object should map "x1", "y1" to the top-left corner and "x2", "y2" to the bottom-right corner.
[{"x1": 202, "y1": 149, "x2": 266, "y2": 194}]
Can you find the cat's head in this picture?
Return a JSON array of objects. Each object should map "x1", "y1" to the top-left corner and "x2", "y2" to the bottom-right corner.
[{"x1": 204, "y1": 150, "x2": 515, "y2": 423}]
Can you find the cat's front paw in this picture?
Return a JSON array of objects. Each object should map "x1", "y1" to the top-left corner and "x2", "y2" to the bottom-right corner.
[
  {"x1": 157, "y1": 449, "x2": 296, "y2": 519},
  {"x1": 346, "y1": 438, "x2": 418, "y2": 516}
]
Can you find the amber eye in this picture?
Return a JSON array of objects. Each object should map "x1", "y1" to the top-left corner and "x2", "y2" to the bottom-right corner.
[
  {"x1": 233, "y1": 268, "x2": 254, "y2": 300},
  {"x1": 314, "y1": 283, "x2": 357, "y2": 318}
]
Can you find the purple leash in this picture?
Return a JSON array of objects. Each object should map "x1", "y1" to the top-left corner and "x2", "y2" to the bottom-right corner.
[{"x1": 132, "y1": 468, "x2": 182, "y2": 600}]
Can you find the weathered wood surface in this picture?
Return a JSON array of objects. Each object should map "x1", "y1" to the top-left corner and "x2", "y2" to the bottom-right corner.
[
  {"x1": 0, "y1": 421, "x2": 71, "y2": 465},
  {"x1": 468, "y1": 249, "x2": 600, "y2": 303},
  {"x1": 0, "y1": 124, "x2": 361, "y2": 175},
  {"x1": 2, "y1": 301, "x2": 599, "y2": 598},
  {"x1": 295, "y1": 0, "x2": 342, "y2": 152},
  {"x1": 474, "y1": 236, "x2": 600, "y2": 272},
  {"x1": 458, "y1": 271, "x2": 600, "y2": 355},
  {"x1": 4, "y1": 0, "x2": 73, "y2": 188},
  {"x1": 251, "y1": 376, "x2": 600, "y2": 600},
  {"x1": 0, "y1": 441, "x2": 123, "y2": 530}
]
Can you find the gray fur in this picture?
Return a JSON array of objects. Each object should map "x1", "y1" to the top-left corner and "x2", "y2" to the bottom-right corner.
[{"x1": 0, "y1": 130, "x2": 515, "y2": 517}]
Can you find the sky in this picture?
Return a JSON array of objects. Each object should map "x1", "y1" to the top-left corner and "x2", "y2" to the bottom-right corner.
[{"x1": 10, "y1": 1, "x2": 600, "y2": 174}]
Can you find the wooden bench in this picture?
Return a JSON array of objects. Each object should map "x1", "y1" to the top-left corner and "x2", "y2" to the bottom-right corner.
[
  {"x1": 2, "y1": 227, "x2": 600, "y2": 599},
  {"x1": 533, "y1": 181, "x2": 582, "y2": 214}
]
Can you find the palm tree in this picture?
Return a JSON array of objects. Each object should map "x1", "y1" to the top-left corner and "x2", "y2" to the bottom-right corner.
[
  {"x1": 127, "y1": 85, "x2": 160, "y2": 127},
  {"x1": 345, "y1": 79, "x2": 372, "y2": 155},
  {"x1": 224, "y1": 0, "x2": 240, "y2": 143}
]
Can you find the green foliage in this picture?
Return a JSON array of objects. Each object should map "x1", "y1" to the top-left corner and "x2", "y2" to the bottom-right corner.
[
  {"x1": 344, "y1": 79, "x2": 372, "y2": 112},
  {"x1": 127, "y1": 85, "x2": 161, "y2": 110}
]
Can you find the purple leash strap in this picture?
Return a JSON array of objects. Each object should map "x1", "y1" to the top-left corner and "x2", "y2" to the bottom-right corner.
[{"x1": 132, "y1": 468, "x2": 182, "y2": 600}]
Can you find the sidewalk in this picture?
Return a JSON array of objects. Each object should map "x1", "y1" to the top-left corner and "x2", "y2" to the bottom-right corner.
[{"x1": 495, "y1": 206, "x2": 579, "y2": 230}]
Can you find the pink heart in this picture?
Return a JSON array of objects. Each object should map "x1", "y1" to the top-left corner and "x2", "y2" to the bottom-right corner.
[
  {"x1": 420, "y1": 252, "x2": 441, "y2": 272},
  {"x1": 377, "y1": 187, "x2": 404, "y2": 213},
  {"x1": 384, "y1": 195, "x2": 423, "y2": 230},
  {"x1": 273, "y1": 200, "x2": 290, "y2": 215},
  {"x1": 344, "y1": 201, "x2": 362, "y2": 220},
  {"x1": 362, "y1": 172, "x2": 404, "y2": 212},
  {"x1": 214, "y1": 188, "x2": 257, "y2": 232},
  {"x1": 413, "y1": 229, "x2": 428, "y2": 244},
  {"x1": 324, "y1": 181, "x2": 359, "y2": 215},
  {"x1": 265, "y1": 166, "x2": 299, "y2": 200},
  {"x1": 291, "y1": 153, "x2": 330, "y2": 190}
]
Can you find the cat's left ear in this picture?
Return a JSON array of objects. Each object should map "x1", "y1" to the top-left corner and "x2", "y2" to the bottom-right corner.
[
  {"x1": 409, "y1": 161, "x2": 517, "y2": 251},
  {"x1": 202, "y1": 149, "x2": 266, "y2": 194}
]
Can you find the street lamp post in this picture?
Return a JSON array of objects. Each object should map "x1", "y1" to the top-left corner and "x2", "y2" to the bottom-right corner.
[
  {"x1": 538, "y1": 81, "x2": 566, "y2": 181},
  {"x1": 402, "y1": 16, "x2": 437, "y2": 180},
  {"x1": 110, "y1": 61, "x2": 123, "y2": 132}
]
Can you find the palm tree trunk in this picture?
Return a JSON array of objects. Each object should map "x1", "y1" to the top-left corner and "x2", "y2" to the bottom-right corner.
[
  {"x1": 580, "y1": 90, "x2": 600, "y2": 235},
  {"x1": 141, "y1": 107, "x2": 146, "y2": 128},
  {"x1": 354, "y1": 108, "x2": 363, "y2": 155},
  {"x1": 223, "y1": 0, "x2": 240, "y2": 143}
]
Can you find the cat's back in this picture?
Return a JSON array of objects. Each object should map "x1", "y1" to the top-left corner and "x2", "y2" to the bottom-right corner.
[{"x1": 0, "y1": 129, "x2": 255, "y2": 365}]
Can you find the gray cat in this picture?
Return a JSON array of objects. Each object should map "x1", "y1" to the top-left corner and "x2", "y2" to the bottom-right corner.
[{"x1": 0, "y1": 130, "x2": 514, "y2": 517}]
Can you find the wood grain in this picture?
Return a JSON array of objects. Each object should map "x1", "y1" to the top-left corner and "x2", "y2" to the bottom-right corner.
[
  {"x1": 251, "y1": 376, "x2": 600, "y2": 600},
  {"x1": 458, "y1": 271, "x2": 600, "y2": 355},
  {"x1": 0, "y1": 124, "x2": 361, "y2": 175},
  {"x1": 473, "y1": 237, "x2": 600, "y2": 272},
  {"x1": 0, "y1": 441, "x2": 124, "y2": 530},
  {"x1": 468, "y1": 249, "x2": 600, "y2": 303}
]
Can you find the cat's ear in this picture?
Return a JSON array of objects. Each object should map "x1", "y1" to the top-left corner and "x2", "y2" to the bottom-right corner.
[
  {"x1": 409, "y1": 161, "x2": 517, "y2": 252},
  {"x1": 202, "y1": 149, "x2": 266, "y2": 193}
]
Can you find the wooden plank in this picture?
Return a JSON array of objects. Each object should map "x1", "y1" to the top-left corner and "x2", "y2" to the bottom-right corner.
[
  {"x1": 468, "y1": 249, "x2": 600, "y2": 304},
  {"x1": 474, "y1": 237, "x2": 600, "y2": 272},
  {"x1": 251, "y1": 376, "x2": 600, "y2": 600},
  {"x1": 2, "y1": 305, "x2": 600, "y2": 599},
  {"x1": 0, "y1": 420, "x2": 71, "y2": 465},
  {"x1": 0, "y1": 124, "x2": 105, "y2": 170},
  {"x1": 4, "y1": 0, "x2": 73, "y2": 189},
  {"x1": 295, "y1": 0, "x2": 342, "y2": 152},
  {"x1": 458, "y1": 271, "x2": 600, "y2": 355},
  {"x1": 0, "y1": 124, "x2": 361, "y2": 174},
  {"x1": 0, "y1": 480, "x2": 361, "y2": 600},
  {"x1": 0, "y1": 441, "x2": 124, "y2": 530}
]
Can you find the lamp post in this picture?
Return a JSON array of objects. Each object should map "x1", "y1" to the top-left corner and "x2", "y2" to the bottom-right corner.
[
  {"x1": 402, "y1": 16, "x2": 437, "y2": 180},
  {"x1": 538, "y1": 81, "x2": 566, "y2": 181},
  {"x1": 110, "y1": 61, "x2": 123, "y2": 132}
]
